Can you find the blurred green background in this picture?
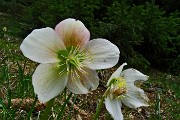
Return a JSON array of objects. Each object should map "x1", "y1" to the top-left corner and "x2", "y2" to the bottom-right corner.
[{"x1": 0, "y1": 0, "x2": 180, "y2": 75}]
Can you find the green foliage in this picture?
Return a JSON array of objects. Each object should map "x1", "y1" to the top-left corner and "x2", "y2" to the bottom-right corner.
[
  {"x1": 20, "y1": 0, "x2": 101, "y2": 34},
  {"x1": 145, "y1": 72, "x2": 180, "y2": 119},
  {"x1": 0, "y1": 0, "x2": 179, "y2": 74},
  {"x1": 129, "y1": 2, "x2": 180, "y2": 72},
  {"x1": 99, "y1": 1, "x2": 180, "y2": 72}
]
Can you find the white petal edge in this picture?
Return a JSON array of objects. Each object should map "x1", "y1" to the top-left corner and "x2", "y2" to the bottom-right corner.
[
  {"x1": 66, "y1": 67, "x2": 99, "y2": 94},
  {"x1": 121, "y1": 68, "x2": 148, "y2": 85},
  {"x1": 107, "y1": 63, "x2": 127, "y2": 86},
  {"x1": 121, "y1": 85, "x2": 149, "y2": 108},
  {"x1": 20, "y1": 27, "x2": 65, "y2": 63},
  {"x1": 32, "y1": 63, "x2": 68, "y2": 103},
  {"x1": 83, "y1": 39, "x2": 120, "y2": 70},
  {"x1": 105, "y1": 96, "x2": 123, "y2": 120},
  {"x1": 55, "y1": 18, "x2": 90, "y2": 49}
]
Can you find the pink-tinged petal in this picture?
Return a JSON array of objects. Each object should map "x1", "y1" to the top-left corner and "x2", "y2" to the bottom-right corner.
[
  {"x1": 107, "y1": 63, "x2": 127, "y2": 86},
  {"x1": 105, "y1": 96, "x2": 123, "y2": 120},
  {"x1": 32, "y1": 63, "x2": 68, "y2": 103},
  {"x1": 121, "y1": 68, "x2": 148, "y2": 85},
  {"x1": 55, "y1": 18, "x2": 90, "y2": 49},
  {"x1": 83, "y1": 39, "x2": 120, "y2": 70},
  {"x1": 121, "y1": 85, "x2": 149, "y2": 108},
  {"x1": 20, "y1": 27, "x2": 65, "y2": 63},
  {"x1": 66, "y1": 67, "x2": 99, "y2": 94}
]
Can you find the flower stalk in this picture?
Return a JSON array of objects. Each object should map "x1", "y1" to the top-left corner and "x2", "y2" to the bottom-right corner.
[
  {"x1": 93, "y1": 87, "x2": 110, "y2": 120},
  {"x1": 57, "y1": 92, "x2": 73, "y2": 119},
  {"x1": 41, "y1": 98, "x2": 55, "y2": 120}
]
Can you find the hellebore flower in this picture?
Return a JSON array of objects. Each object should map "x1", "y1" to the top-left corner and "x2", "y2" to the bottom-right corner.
[
  {"x1": 105, "y1": 63, "x2": 149, "y2": 120},
  {"x1": 20, "y1": 18, "x2": 120, "y2": 103}
]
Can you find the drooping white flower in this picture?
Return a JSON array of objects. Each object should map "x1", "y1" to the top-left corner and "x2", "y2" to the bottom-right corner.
[
  {"x1": 20, "y1": 18, "x2": 120, "y2": 103},
  {"x1": 105, "y1": 63, "x2": 149, "y2": 120}
]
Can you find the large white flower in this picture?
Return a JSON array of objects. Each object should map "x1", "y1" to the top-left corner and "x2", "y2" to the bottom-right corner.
[
  {"x1": 20, "y1": 18, "x2": 120, "y2": 103},
  {"x1": 105, "y1": 63, "x2": 149, "y2": 120}
]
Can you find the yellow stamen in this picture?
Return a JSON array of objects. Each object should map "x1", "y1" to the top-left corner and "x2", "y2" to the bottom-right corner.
[{"x1": 111, "y1": 77, "x2": 128, "y2": 99}]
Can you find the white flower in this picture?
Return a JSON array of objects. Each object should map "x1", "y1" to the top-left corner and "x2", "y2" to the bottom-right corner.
[
  {"x1": 20, "y1": 18, "x2": 120, "y2": 103},
  {"x1": 105, "y1": 63, "x2": 149, "y2": 120}
]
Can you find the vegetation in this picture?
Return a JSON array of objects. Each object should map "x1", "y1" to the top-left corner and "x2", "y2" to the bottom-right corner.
[
  {"x1": 0, "y1": 0, "x2": 179, "y2": 119},
  {"x1": 0, "y1": 0, "x2": 180, "y2": 74},
  {"x1": 0, "y1": 40, "x2": 179, "y2": 119}
]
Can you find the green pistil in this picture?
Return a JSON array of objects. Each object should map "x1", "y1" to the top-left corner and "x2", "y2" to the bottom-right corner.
[
  {"x1": 57, "y1": 46, "x2": 85, "y2": 75},
  {"x1": 110, "y1": 77, "x2": 128, "y2": 99}
]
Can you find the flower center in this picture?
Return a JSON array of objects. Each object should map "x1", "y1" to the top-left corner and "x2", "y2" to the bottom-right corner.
[
  {"x1": 57, "y1": 46, "x2": 86, "y2": 75},
  {"x1": 110, "y1": 77, "x2": 128, "y2": 99}
]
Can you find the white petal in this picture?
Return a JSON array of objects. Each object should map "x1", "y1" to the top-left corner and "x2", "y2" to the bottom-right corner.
[
  {"x1": 121, "y1": 85, "x2": 149, "y2": 108},
  {"x1": 20, "y1": 27, "x2": 65, "y2": 63},
  {"x1": 66, "y1": 67, "x2": 99, "y2": 94},
  {"x1": 32, "y1": 63, "x2": 68, "y2": 103},
  {"x1": 107, "y1": 63, "x2": 127, "y2": 86},
  {"x1": 55, "y1": 18, "x2": 90, "y2": 49},
  {"x1": 105, "y1": 96, "x2": 123, "y2": 120},
  {"x1": 83, "y1": 39, "x2": 120, "y2": 70},
  {"x1": 121, "y1": 68, "x2": 148, "y2": 85}
]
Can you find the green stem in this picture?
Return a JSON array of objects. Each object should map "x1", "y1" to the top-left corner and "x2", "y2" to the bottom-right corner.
[
  {"x1": 68, "y1": 94, "x2": 77, "y2": 120},
  {"x1": 57, "y1": 92, "x2": 73, "y2": 119},
  {"x1": 0, "y1": 98, "x2": 13, "y2": 119},
  {"x1": 93, "y1": 87, "x2": 110, "y2": 120},
  {"x1": 27, "y1": 96, "x2": 38, "y2": 120},
  {"x1": 41, "y1": 98, "x2": 55, "y2": 120}
]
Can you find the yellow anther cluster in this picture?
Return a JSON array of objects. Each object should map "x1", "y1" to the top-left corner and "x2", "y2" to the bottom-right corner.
[{"x1": 111, "y1": 77, "x2": 128, "y2": 99}]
